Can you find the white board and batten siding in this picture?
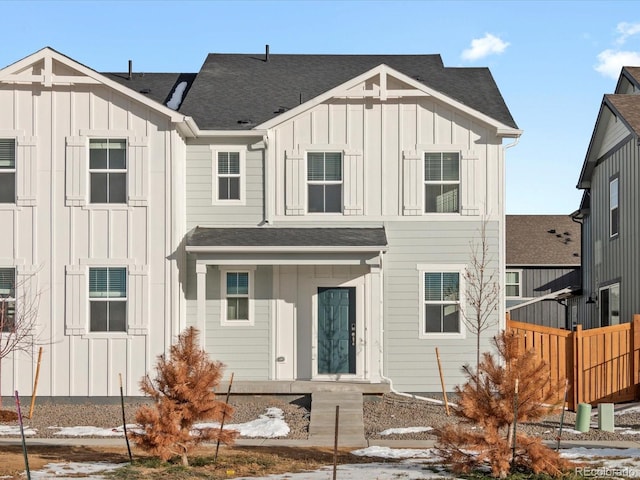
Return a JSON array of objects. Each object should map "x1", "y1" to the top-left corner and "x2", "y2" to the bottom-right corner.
[{"x1": 0, "y1": 57, "x2": 185, "y2": 397}]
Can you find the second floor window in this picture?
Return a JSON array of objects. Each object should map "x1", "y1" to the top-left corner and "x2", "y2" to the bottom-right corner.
[
  {"x1": 610, "y1": 176, "x2": 619, "y2": 237},
  {"x1": 0, "y1": 139, "x2": 16, "y2": 204},
  {"x1": 0, "y1": 268, "x2": 15, "y2": 332},
  {"x1": 307, "y1": 152, "x2": 342, "y2": 213},
  {"x1": 90, "y1": 139, "x2": 127, "y2": 204},
  {"x1": 424, "y1": 152, "x2": 459, "y2": 213},
  {"x1": 217, "y1": 152, "x2": 241, "y2": 200}
]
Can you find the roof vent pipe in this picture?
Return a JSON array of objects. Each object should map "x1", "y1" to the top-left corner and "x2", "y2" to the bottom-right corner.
[
  {"x1": 265, "y1": 44, "x2": 269, "y2": 62},
  {"x1": 128, "y1": 60, "x2": 132, "y2": 80}
]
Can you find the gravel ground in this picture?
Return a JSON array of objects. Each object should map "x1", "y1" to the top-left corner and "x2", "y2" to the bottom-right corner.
[{"x1": 2, "y1": 393, "x2": 640, "y2": 443}]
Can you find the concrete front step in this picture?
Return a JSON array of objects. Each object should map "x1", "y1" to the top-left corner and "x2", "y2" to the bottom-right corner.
[{"x1": 308, "y1": 391, "x2": 366, "y2": 446}]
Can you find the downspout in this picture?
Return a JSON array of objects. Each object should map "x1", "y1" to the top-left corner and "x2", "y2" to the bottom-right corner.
[{"x1": 376, "y1": 248, "x2": 448, "y2": 405}]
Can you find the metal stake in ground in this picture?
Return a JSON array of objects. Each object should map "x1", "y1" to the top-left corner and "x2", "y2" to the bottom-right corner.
[
  {"x1": 333, "y1": 405, "x2": 340, "y2": 480},
  {"x1": 556, "y1": 378, "x2": 569, "y2": 452},
  {"x1": 511, "y1": 378, "x2": 519, "y2": 470},
  {"x1": 15, "y1": 391, "x2": 31, "y2": 480},
  {"x1": 214, "y1": 372, "x2": 234, "y2": 463},
  {"x1": 119, "y1": 373, "x2": 133, "y2": 462}
]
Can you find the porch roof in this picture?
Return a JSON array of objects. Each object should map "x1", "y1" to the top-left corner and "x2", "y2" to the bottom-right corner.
[{"x1": 186, "y1": 227, "x2": 388, "y2": 253}]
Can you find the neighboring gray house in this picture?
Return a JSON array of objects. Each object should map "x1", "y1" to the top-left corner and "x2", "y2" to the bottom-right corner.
[
  {"x1": 572, "y1": 67, "x2": 640, "y2": 329},
  {"x1": 0, "y1": 47, "x2": 520, "y2": 397},
  {"x1": 505, "y1": 215, "x2": 581, "y2": 329}
]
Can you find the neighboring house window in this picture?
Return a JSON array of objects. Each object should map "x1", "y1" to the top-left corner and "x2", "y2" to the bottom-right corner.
[
  {"x1": 221, "y1": 270, "x2": 254, "y2": 325},
  {"x1": 89, "y1": 267, "x2": 127, "y2": 332},
  {"x1": 89, "y1": 139, "x2": 127, "y2": 204},
  {"x1": 0, "y1": 268, "x2": 15, "y2": 332},
  {"x1": 217, "y1": 152, "x2": 241, "y2": 200},
  {"x1": 505, "y1": 270, "x2": 521, "y2": 297},
  {"x1": 610, "y1": 176, "x2": 619, "y2": 237},
  {"x1": 599, "y1": 283, "x2": 620, "y2": 327},
  {"x1": 423, "y1": 271, "x2": 460, "y2": 334},
  {"x1": 307, "y1": 152, "x2": 342, "y2": 213},
  {"x1": 424, "y1": 152, "x2": 459, "y2": 213},
  {"x1": 0, "y1": 139, "x2": 16, "y2": 203}
]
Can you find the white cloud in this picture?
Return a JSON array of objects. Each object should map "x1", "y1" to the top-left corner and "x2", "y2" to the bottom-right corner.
[
  {"x1": 595, "y1": 49, "x2": 640, "y2": 79},
  {"x1": 616, "y1": 22, "x2": 640, "y2": 45},
  {"x1": 461, "y1": 33, "x2": 509, "y2": 61}
]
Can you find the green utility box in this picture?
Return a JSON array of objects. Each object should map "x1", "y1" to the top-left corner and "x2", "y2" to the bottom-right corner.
[
  {"x1": 598, "y1": 403, "x2": 615, "y2": 432},
  {"x1": 575, "y1": 403, "x2": 592, "y2": 432}
]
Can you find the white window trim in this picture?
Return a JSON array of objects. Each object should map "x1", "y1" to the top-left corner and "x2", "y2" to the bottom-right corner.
[
  {"x1": 88, "y1": 138, "x2": 128, "y2": 205},
  {"x1": 88, "y1": 266, "x2": 128, "y2": 333},
  {"x1": 211, "y1": 147, "x2": 246, "y2": 206},
  {"x1": 220, "y1": 266, "x2": 255, "y2": 326},
  {"x1": 417, "y1": 264, "x2": 466, "y2": 339},
  {"x1": 505, "y1": 269, "x2": 522, "y2": 298},
  {"x1": 422, "y1": 150, "x2": 461, "y2": 215},
  {"x1": 305, "y1": 150, "x2": 344, "y2": 214},
  {"x1": 610, "y1": 176, "x2": 619, "y2": 238}
]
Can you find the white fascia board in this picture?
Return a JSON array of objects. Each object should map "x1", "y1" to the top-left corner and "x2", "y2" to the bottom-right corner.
[
  {"x1": 0, "y1": 47, "x2": 187, "y2": 124},
  {"x1": 507, "y1": 264, "x2": 581, "y2": 268},
  {"x1": 505, "y1": 287, "x2": 576, "y2": 312},
  {"x1": 186, "y1": 245, "x2": 388, "y2": 253},
  {"x1": 256, "y1": 63, "x2": 521, "y2": 137}
]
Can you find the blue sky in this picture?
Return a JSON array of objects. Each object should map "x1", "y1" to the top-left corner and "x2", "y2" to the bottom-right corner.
[{"x1": 2, "y1": 0, "x2": 638, "y2": 214}]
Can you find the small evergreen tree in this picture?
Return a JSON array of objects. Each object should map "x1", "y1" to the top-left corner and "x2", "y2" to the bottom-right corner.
[
  {"x1": 130, "y1": 327, "x2": 237, "y2": 466},
  {"x1": 435, "y1": 330, "x2": 572, "y2": 478}
]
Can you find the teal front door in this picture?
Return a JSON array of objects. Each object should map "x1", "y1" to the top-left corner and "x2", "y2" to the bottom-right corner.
[{"x1": 317, "y1": 287, "x2": 356, "y2": 375}]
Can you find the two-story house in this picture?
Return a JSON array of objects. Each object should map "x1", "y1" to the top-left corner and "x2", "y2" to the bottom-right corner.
[
  {"x1": 505, "y1": 215, "x2": 581, "y2": 329},
  {"x1": 0, "y1": 47, "x2": 520, "y2": 397},
  {"x1": 572, "y1": 67, "x2": 640, "y2": 329}
]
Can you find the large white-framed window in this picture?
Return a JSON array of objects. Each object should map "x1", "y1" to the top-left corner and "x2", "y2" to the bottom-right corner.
[
  {"x1": 220, "y1": 268, "x2": 254, "y2": 326},
  {"x1": 0, "y1": 268, "x2": 15, "y2": 332},
  {"x1": 610, "y1": 176, "x2": 619, "y2": 238},
  {"x1": 424, "y1": 152, "x2": 460, "y2": 213},
  {"x1": 89, "y1": 139, "x2": 127, "y2": 204},
  {"x1": 212, "y1": 148, "x2": 246, "y2": 205},
  {"x1": 599, "y1": 283, "x2": 620, "y2": 327},
  {"x1": 505, "y1": 270, "x2": 522, "y2": 298},
  {"x1": 307, "y1": 152, "x2": 342, "y2": 213},
  {"x1": 89, "y1": 267, "x2": 127, "y2": 332},
  {"x1": 418, "y1": 265, "x2": 465, "y2": 338},
  {"x1": 0, "y1": 139, "x2": 16, "y2": 204}
]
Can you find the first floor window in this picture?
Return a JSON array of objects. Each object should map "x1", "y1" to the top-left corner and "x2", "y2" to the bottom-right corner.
[
  {"x1": 217, "y1": 151, "x2": 241, "y2": 200},
  {"x1": 599, "y1": 283, "x2": 620, "y2": 327},
  {"x1": 424, "y1": 272, "x2": 460, "y2": 333},
  {"x1": 0, "y1": 268, "x2": 15, "y2": 332},
  {"x1": 89, "y1": 139, "x2": 127, "y2": 204},
  {"x1": 424, "y1": 152, "x2": 459, "y2": 213},
  {"x1": 221, "y1": 270, "x2": 253, "y2": 325},
  {"x1": 0, "y1": 139, "x2": 16, "y2": 203},
  {"x1": 505, "y1": 270, "x2": 521, "y2": 297},
  {"x1": 89, "y1": 267, "x2": 127, "y2": 332},
  {"x1": 307, "y1": 152, "x2": 342, "y2": 213}
]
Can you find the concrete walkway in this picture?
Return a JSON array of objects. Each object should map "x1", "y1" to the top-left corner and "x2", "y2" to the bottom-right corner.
[{"x1": 308, "y1": 391, "x2": 366, "y2": 447}]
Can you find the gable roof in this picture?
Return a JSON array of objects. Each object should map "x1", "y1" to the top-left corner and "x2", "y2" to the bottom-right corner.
[
  {"x1": 605, "y1": 94, "x2": 640, "y2": 137},
  {"x1": 104, "y1": 72, "x2": 197, "y2": 110},
  {"x1": 506, "y1": 215, "x2": 581, "y2": 266},
  {"x1": 178, "y1": 54, "x2": 518, "y2": 131}
]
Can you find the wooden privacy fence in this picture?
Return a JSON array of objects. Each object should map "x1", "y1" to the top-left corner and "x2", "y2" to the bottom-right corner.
[{"x1": 507, "y1": 314, "x2": 640, "y2": 411}]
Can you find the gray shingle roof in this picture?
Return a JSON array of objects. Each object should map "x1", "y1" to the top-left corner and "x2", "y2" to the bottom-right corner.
[
  {"x1": 605, "y1": 94, "x2": 640, "y2": 137},
  {"x1": 187, "y1": 227, "x2": 387, "y2": 249},
  {"x1": 506, "y1": 215, "x2": 581, "y2": 266},
  {"x1": 178, "y1": 54, "x2": 518, "y2": 130},
  {"x1": 103, "y1": 72, "x2": 197, "y2": 109}
]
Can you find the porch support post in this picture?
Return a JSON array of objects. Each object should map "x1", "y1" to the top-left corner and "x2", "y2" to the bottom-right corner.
[
  {"x1": 367, "y1": 254, "x2": 383, "y2": 383},
  {"x1": 196, "y1": 262, "x2": 207, "y2": 349}
]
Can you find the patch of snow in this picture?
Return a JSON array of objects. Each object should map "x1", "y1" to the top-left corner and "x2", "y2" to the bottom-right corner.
[
  {"x1": 0, "y1": 425, "x2": 36, "y2": 436},
  {"x1": 379, "y1": 426, "x2": 433, "y2": 435},
  {"x1": 352, "y1": 446, "x2": 440, "y2": 460},
  {"x1": 30, "y1": 461, "x2": 125, "y2": 479},
  {"x1": 50, "y1": 424, "x2": 139, "y2": 437},
  {"x1": 166, "y1": 81, "x2": 187, "y2": 110},
  {"x1": 196, "y1": 407, "x2": 290, "y2": 438}
]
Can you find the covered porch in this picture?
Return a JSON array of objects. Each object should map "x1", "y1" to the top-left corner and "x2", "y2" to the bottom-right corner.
[{"x1": 186, "y1": 226, "x2": 388, "y2": 385}]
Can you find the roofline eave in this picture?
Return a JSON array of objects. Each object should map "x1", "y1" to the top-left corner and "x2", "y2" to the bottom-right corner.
[{"x1": 186, "y1": 245, "x2": 389, "y2": 254}]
